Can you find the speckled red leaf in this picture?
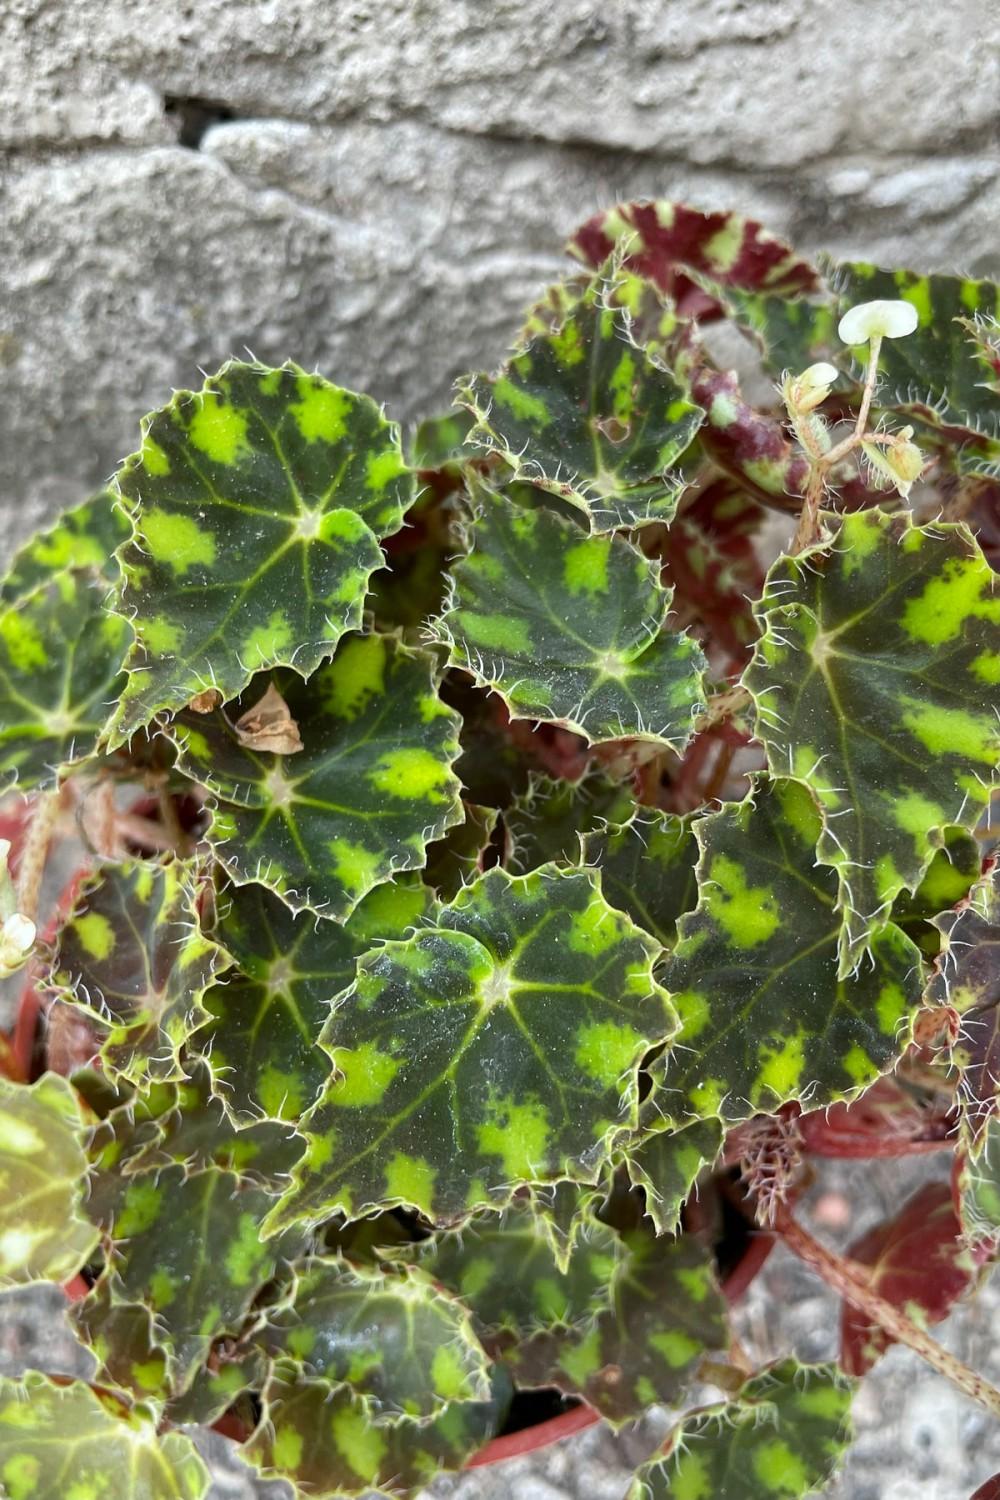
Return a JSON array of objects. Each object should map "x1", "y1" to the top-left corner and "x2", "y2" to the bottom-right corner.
[
  {"x1": 658, "y1": 477, "x2": 766, "y2": 660},
  {"x1": 797, "y1": 1075, "x2": 955, "y2": 1160},
  {"x1": 840, "y1": 1181, "x2": 977, "y2": 1376}
]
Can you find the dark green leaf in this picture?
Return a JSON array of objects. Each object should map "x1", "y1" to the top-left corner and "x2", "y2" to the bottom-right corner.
[
  {"x1": 618, "y1": 1116, "x2": 724, "y2": 1237},
  {"x1": 265, "y1": 864, "x2": 674, "y2": 1230},
  {"x1": 171, "y1": 633, "x2": 463, "y2": 918},
  {"x1": 504, "y1": 771, "x2": 635, "y2": 873},
  {"x1": 105, "y1": 360, "x2": 413, "y2": 747},
  {"x1": 928, "y1": 868, "x2": 1000, "y2": 1139},
  {"x1": 583, "y1": 808, "x2": 699, "y2": 951},
  {"x1": 0, "y1": 489, "x2": 130, "y2": 604}
]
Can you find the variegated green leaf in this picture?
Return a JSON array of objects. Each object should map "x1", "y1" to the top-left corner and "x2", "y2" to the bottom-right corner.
[
  {"x1": 504, "y1": 771, "x2": 635, "y2": 873},
  {"x1": 745, "y1": 509, "x2": 1000, "y2": 970},
  {"x1": 265, "y1": 864, "x2": 674, "y2": 1231},
  {"x1": 105, "y1": 359, "x2": 412, "y2": 747},
  {"x1": 0, "y1": 1073, "x2": 99, "y2": 1287},
  {"x1": 423, "y1": 802, "x2": 498, "y2": 901},
  {"x1": 164, "y1": 1345, "x2": 268, "y2": 1428},
  {"x1": 436, "y1": 488, "x2": 706, "y2": 746},
  {"x1": 170, "y1": 634, "x2": 462, "y2": 917},
  {"x1": 0, "y1": 570, "x2": 129, "y2": 793},
  {"x1": 718, "y1": 288, "x2": 841, "y2": 383},
  {"x1": 659, "y1": 777, "x2": 923, "y2": 1124},
  {"x1": 626, "y1": 1359, "x2": 854, "y2": 1500},
  {"x1": 618, "y1": 1116, "x2": 724, "y2": 1237},
  {"x1": 197, "y1": 876, "x2": 434, "y2": 1122},
  {"x1": 527, "y1": 1178, "x2": 610, "y2": 1274},
  {"x1": 832, "y1": 261, "x2": 1000, "y2": 444},
  {"x1": 94, "y1": 1163, "x2": 306, "y2": 1393},
  {"x1": 959, "y1": 1117, "x2": 1000, "y2": 1246},
  {"x1": 47, "y1": 859, "x2": 229, "y2": 1082},
  {"x1": 0, "y1": 489, "x2": 130, "y2": 604},
  {"x1": 407, "y1": 1200, "x2": 621, "y2": 1343},
  {"x1": 0, "y1": 1374, "x2": 209, "y2": 1500},
  {"x1": 409, "y1": 408, "x2": 475, "y2": 470},
  {"x1": 70, "y1": 1283, "x2": 171, "y2": 1404},
  {"x1": 513, "y1": 1230, "x2": 729, "y2": 1425},
  {"x1": 247, "y1": 1360, "x2": 509, "y2": 1497},
  {"x1": 460, "y1": 272, "x2": 702, "y2": 530},
  {"x1": 928, "y1": 867, "x2": 1000, "y2": 1139},
  {"x1": 260, "y1": 1256, "x2": 491, "y2": 1418},
  {"x1": 583, "y1": 808, "x2": 699, "y2": 952},
  {"x1": 889, "y1": 827, "x2": 983, "y2": 956}
]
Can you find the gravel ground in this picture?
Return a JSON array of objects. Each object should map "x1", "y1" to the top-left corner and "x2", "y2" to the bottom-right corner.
[{"x1": 3, "y1": 1150, "x2": 999, "y2": 1500}]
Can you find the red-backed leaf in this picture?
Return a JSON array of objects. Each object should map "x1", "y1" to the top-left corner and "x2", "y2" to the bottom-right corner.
[
  {"x1": 929, "y1": 868, "x2": 1000, "y2": 1141},
  {"x1": 570, "y1": 201, "x2": 820, "y2": 311},
  {"x1": 659, "y1": 477, "x2": 766, "y2": 660},
  {"x1": 797, "y1": 1075, "x2": 955, "y2": 1159},
  {"x1": 970, "y1": 1476, "x2": 1000, "y2": 1500},
  {"x1": 840, "y1": 1181, "x2": 977, "y2": 1376}
]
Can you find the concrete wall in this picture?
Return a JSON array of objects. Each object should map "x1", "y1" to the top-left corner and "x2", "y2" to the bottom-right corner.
[{"x1": 3, "y1": 0, "x2": 999, "y2": 554}]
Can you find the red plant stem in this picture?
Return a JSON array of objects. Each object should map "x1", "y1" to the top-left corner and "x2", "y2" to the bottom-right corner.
[
  {"x1": 15, "y1": 789, "x2": 60, "y2": 925},
  {"x1": 11, "y1": 980, "x2": 42, "y2": 1082},
  {"x1": 774, "y1": 1204, "x2": 1000, "y2": 1419}
]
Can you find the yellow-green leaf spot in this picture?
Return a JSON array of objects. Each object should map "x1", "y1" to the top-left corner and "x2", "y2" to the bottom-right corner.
[
  {"x1": 290, "y1": 377, "x2": 352, "y2": 444},
  {"x1": 456, "y1": 610, "x2": 533, "y2": 654},
  {"x1": 703, "y1": 854, "x2": 781, "y2": 947},
  {"x1": 649, "y1": 1328, "x2": 702, "y2": 1369},
  {"x1": 574, "y1": 1021, "x2": 645, "y2": 1088},
  {"x1": 752, "y1": 1437, "x2": 809, "y2": 1493},
  {"x1": 383, "y1": 1151, "x2": 436, "y2": 1210},
  {"x1": 73, "y1": 910, "x2": 115, "y2": 962},
  {"x1": 187, "y1": 394, "x2": 249, "y2": 465},
  {"x1": 564, "y1": 537, "x2": 611, "y2": 596},
  {"x1": 755, "y1": 1029, "x2": 806, "y2": 1102},
  {"x1": 242, "y1": 612, "x2": 294, "y2": 668},
  {"x1": 494, "y1": 376, "x2": 551, "y2": 427},
  {"x1": 272, "y1": 1424, "x2": 304, "y2": 1471},
  {"x1": 477, "y1": 1097, "x2": 551, "y2": 1179},
  {"x1": 224, "y1": 1213, "x2": 268, "y2": 1287},
  {"x1": 667, "y1": 1448, "x2": 712, "y2": 1500},
  {"x1": 901, "y1": 554, "x2": 1000, "y2": 646},
  {"x1": 323, "y1": 633, "x2": 387, "y2": 720},
  {"x1": 0, "y1": 610, "x2": 49, "y2": 672},
  {"x1": 140, "y1": 508, "x2": 217, "y2": 575},
  {"x1": 368, "y1": 747, "x2": 452, "y2": 801},
  {"x1": 330, "y1": 1403, "x2": 387, "y2": 1482},
  {"x1": 430, "y1": 1343, "x2": 472, "y2": 1402},
  {"x1": 330, "y1": 1043, "x2": 401, "y2": 1107}
]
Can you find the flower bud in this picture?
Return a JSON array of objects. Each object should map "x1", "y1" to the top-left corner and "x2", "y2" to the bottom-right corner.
[
  {"x1": 861, "y1": 425, "x2": 925, "y2": 498},
  {"x1": 0, "y1": 911, "x2": 36, "y2": 976},
  {"x1": 838, "y1": 300, "x2": 919, "y2": 345},
  {"x1": 783, "y1": 362, "x2": 839, "y2": 415}
]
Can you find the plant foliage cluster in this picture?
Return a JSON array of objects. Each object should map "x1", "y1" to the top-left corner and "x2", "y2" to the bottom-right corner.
[{"x1": 0, "y1": 198, "x2": 999, "y2": 1499}]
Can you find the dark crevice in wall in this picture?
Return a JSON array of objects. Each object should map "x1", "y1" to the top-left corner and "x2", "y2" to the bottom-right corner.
[{"x1": 163, "y1": 94, "x2": 239, "y2": 149}]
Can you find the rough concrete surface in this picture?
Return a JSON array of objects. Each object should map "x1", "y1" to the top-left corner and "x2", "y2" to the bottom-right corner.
[{"x1": 2, "y1": 3, "x2": 1000, "y2": 1496}]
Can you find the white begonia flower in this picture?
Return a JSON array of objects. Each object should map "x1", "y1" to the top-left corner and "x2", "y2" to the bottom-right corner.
[
  {"x1": 0, "y1": 911, "x2": 36, "y2": 972},
  {"x1": 861, "y1": 425, "x2": 925, "y2": 499},
  {"x1": 838, "y1": 300, "x2": 919, "y2": 345},
  {"x1": 784, "y1": 361, "x2": 839, "y2": 415}
]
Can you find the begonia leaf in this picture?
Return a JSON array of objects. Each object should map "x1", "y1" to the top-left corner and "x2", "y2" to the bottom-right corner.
[
  {"x1": 422, "y1": 802, "x2": 498, "y2": 901},
  {"x1": 70, "y1": 1283, "x2": 171, "y2": 1404},
  {"x1": 504, "y1": 771, "x2": 635, "y2": 873},
  {"x1": 625, "y1": 1359, "x2": 854, "y2": 1500},
  {"x1": 840, "y1": 1181, "x2": 977, "y2": 1376},
  {"x1": 259, "y1": 1255, "x2": 491, "y2": 1418},
  {"x1": 104, "y1": 359, "x2": 412, "y2": 747},
  {"x1": 436, "y1": 488, "x2": 706, "y2": 747},
  {"x1": 570, "y1": 200, "x2": 820, "y2": 302},
  {"x1": 959, "y1": 1117, "x2": 1000, "y2": 1246},
  {"x1": 264, "y1": 864, "x2": 674, "y2": 1230},
  {"x1": 46, "y1": 859, "x2": 229, "y2": 1082},
  {"x1": 407, "y1": 1200, "x2": 621, "y2": 1344},
  {"x1": 0, "y1": 1374, "x2": 209, "y2": 1500},
  {"x1": 459, "y1": 273, "x2": 703, "y2": 530},
  {"x1": 95, "y1": 1163, "x2": 306, "y2": 1393},
  {"x1": 659, "y1": 478, "x2": 767, "y2": 660},
  {"x1": 246, "y1": 1360, "x2": 509, "y2": 1497},
  {"x1": 583, "y1": 808, "x2": 699, "y2": 952},
  {"x1": 164, "y1": 1345, "x2": 268, "y2": 1427},
  {"x1": 512, "y1": 1229, "x2": 729, "y2": 1425},
  {"x1": 745, "y1": 509, "x2": 1000, "y2": 971},
  {"x1": 890, "y1": 827, "x2": 983, "y2": 956},
  {"x1": 197, "y1": 875, "x2": 434, "y2": 1122},
  {"x1": 0, "y1": 489, "x2": 130, "y2": 604},
  {"x1": 170, "y1": 633, "x2": 463, "y2": 917},
  {"x1": 0, "y1": 570, "x2": 129, "y2": 794},
  {"x1": 618, "y1": 1116, "x2": 724, "y2": 1237},
  {"x1": 928, "y1": 868, "x2": 1000, "y2": 1139},
  {"x1": 832, "y1": 262, "x2": 1000, "y2": 444},
  {"x1": 0, "y1": 1073, "x2": 99, "y2": 1287},
  {"x1": 658, "y1": 777, "x2": 923, "y2": 1124}
]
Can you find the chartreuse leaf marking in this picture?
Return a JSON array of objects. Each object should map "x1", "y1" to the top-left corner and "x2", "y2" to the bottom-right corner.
[
  {"x1": 164, "y1": 1344, "x2": 268, "y2": 1428},
  {"x1": 264, "y1": 865, "x2": 674, "y2": 1231},
  {"x1": 928, "y1": 867, "x2": 1000, "y2": 1139},
  {"x1": 260, "y1": 1256, "x2": 491, "y2": 1418},
  {"x1": 0, "y1": 570, "x2": 129, "y2": 793},
  {"x1": 717, "y1": 287, "x2": 841, "y2": 384},
  {"x1": 407, "y1": 1200, "x2": 622, "y2": 1344},
  {"x1": 460, "y1": 271, "x2": 703, "y2": 529},
  {"x1": 0, "y1": 488, "x2": 130, "y2": 603},
  {"x1": 889, "y1": 826, "x2": 982, "y2": 958},
  {"x1": 105, "y1": 359, "x2": 412, "y2": 747},
  {"x1": 745, "y1": 509, "x2": 1000, "y2": 971},
  {"x1": 626, "y1": 1359, "x2": 855, "y2": 1500},
  {"x1": 831, "y1": 261, "x2": 1000, "y2": 443},
  {"x1": 170, "y1": 634, "x2": 463, "y2": 917},
  {"x1": 512, "y1": 1230, "x2": 729, "y2": 1426},
  {"x1": 409, "y1": 407, "x2": 475, "y2": 470},
  {"x1": 0, "y1": 1373, "x2": 209, "y2": 1500},
  {"x1": 959, "y1": 1117, "x2": 1000, "y2": 1246},
  {"x1": 526, "y1": 1178, "x2": 609, "y2": 1274},
  {"x1": 571, "y1": 200, "x2": 820, "y2": 299},
  {"x1": 0, "y1": 1073, "x2": 99, "y2": 1287},
  {"x1": 97, "y1": 1163, "x2": 307, "y2": 1394},
  {"x1": 618, "y1": 1116, "x2": 724, "y2": 1237},
  {"x1": 583, "y1": 808, "x2": 699, "y2": 951},
  {"x1": 196, "y1": 876, "x2": 434, "y2": 1122},
  {"x1": 47, "y1": 859, "x2": 229, "y2": 1082},
  {"x1": 658, "y1": 777, "x2": 923, "y2": 1125},
  {"x1": 247, "y1": 1360, "x2": 509, "y2": 1497},
  {"x1": 437, "y1": 489, "x2": 706, "y2": 746},
  {"x1": 504, "y1": 770, "x2": 635, "y2": 873}
]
